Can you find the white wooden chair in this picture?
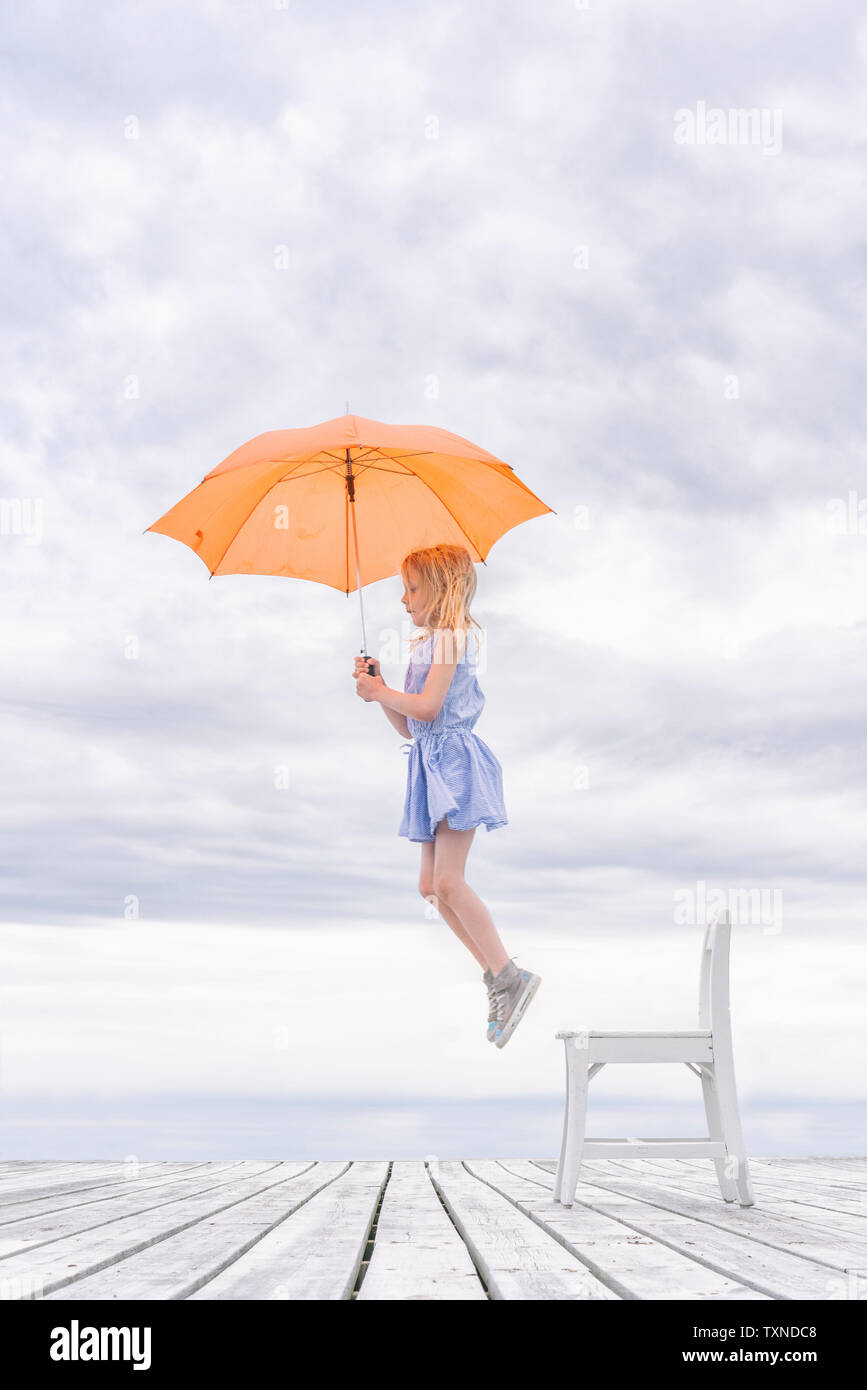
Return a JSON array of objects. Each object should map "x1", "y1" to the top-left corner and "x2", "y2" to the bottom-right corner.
[{"x1": 553, "y1": 908, "x2": 755, "y2": 1207}]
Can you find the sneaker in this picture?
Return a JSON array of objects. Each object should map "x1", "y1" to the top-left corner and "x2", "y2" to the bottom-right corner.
[
  {"x1": 482, "y1": 968, "x2": 498, "y2": 1042},
  {"x1": 490, "y1": 958, "x2": 541, "y2": 1049}
]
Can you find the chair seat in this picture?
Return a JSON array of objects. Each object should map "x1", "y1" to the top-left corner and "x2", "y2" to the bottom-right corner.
[
  {"x1": 555, "y1": 1030, "x2": 712, "y2": 1038},
  {"x1": 555, "y1": 1030, "x2": 714, "y2": 1063}
]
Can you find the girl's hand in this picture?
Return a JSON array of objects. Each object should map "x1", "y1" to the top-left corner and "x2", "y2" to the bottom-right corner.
[
  {"x1": 355, "y1": 672, "x2": 383, "y2": 702},
  {"x1": 353, "y1": 655, "x2": 384, "y2": 680}
]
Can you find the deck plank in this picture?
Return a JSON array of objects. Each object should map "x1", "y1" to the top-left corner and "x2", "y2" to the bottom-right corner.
[
  {"x1": 186, "y1": 1162, "x2": 388, "y2": 1301},
  {"x1": 465, "y1": 1160, "x2": 770, "y2": 1300},
  {"x1": 428, "y1": 1160, "x2": 620, "y2": 1300},
  {"x1": 0, "y1": 1160, "x2": 216, "y2": 1205},
  {"x1": 0, "y1": 1162, "x2": 88, "y2": 1176},
  {"x1": 752, "y1": 1158, "x2": 867, "y2": 1177},
  {"x1": 0, "y1": 1161, "x2": 238, "y2": 1215},
  {"x1": 356, "y1": 1162, "x2": 486, "y2": 1300},
  {"x1": 0, "y1": 1161, "x2": 310, "y2": 1295}
]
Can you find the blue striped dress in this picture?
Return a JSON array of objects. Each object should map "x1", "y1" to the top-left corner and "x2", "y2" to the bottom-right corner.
[{"x1": 398, "y1": 627, "x2": 508, "y2": 842}]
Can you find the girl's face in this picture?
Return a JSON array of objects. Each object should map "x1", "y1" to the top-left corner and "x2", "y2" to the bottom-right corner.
[{"x1": 401, "y1": 565, "x2": 430, "y2": 625}]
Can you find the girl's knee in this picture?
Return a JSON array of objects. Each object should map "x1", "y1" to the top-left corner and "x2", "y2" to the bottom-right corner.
[
  {"x1": 432, "y1": 871, "x2": 462, "y2": 904},
  {"x1": 418, "y1": 877, "x2": 436, "y2": 902}
]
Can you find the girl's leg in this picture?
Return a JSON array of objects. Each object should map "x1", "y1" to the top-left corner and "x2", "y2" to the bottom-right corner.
[
  {"x1": 419, "y1": 839, "x2": 489, "y2": 971},
  {"x1": 431, "y1": 821, "x2": 511, "y2": 975}
]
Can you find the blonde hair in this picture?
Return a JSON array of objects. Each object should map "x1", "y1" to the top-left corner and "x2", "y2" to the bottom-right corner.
[{"x1": 401, "y1": 544, "x2": 482, "y2": 658}]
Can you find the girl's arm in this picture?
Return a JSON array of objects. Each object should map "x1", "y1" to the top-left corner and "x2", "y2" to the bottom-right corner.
[
  {"x1": 381, "y1": 697, "x2": 411, "y2": 738},
  {"x1": 369, "y1": 630, "x2": 463, "y2": 724}
]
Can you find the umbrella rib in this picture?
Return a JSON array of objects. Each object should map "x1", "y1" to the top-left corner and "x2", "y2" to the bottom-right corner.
[
  {"x1": 373, "y1": 446, "x2": 516, "y2": 471},
  {"x1": 352, "y1": 447, "x2": 428, "y2": 462},
  {"x1": 363, "y1": 448, "x2": 448, "y2": 465},
  {"x1": 277, "y1": 463, "x2": 347, "y2": 480},
  {"x1": 412, "y1": 481, "x2": 485, "y2": 562},
  {"x1": 350, "y1": 462, "x2": 420, "y2": 475},
  {"x1": 207, "y1": 474, "x2": 300, "y2": 577}
]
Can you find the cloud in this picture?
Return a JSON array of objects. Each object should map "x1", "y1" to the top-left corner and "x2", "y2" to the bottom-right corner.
[{"x1": 0, "y1": 0, "x2": 864, "y2": 1141}]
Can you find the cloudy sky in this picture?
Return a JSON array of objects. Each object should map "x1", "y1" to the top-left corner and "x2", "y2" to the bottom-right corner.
[{"x1": 1, "y1": 0, "x2": 866, "y2": 1157}]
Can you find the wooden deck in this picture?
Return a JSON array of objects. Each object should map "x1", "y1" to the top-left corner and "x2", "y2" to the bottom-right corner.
[{"x1": 0, "y1": 1157, "x2": 863, "y2": 1300}]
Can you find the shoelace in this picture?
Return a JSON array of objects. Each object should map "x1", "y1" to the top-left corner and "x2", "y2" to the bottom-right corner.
[
  {"x1": 492, "y1": 987, "x2": 511, "y2": 1026},
  {"x1": 486, "y1": 983, "x2": 499, "y2": 1024},
  {"x1": 491, "y1": 966, "x2": 520, "y2": 1026}
]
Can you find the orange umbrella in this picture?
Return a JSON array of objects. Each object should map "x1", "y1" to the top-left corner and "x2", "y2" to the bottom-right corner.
[{"x1": 147, "y1": 412, "x2": 553, "y2": 670}]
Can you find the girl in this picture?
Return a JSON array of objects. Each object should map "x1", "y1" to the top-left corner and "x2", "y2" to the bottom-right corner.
[{"x1": 352, "y1": 543, "x2": 541, "y2": 1049}]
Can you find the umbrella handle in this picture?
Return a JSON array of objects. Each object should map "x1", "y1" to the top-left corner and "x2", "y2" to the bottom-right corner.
[{"x1": 361, "y1": 652, "x2": 375, "y2": 676}]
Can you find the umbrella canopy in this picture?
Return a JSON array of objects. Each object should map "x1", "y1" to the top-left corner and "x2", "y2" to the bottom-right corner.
[{"x1": 146, "y1": 413, "x2": 553, "y2": 593}]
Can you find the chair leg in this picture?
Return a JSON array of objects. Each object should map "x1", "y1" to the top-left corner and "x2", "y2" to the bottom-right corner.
[
  {"x1": 714, "y1": 1051, "x2": 755, "y2": 1207},
  {"x1": 700, "y1": 1064, "x2": 754, "y2": 1206},
  {"x1": 699, "y1": 1066, "x2": 740, "y2": 1202},
  {"x1": 553, "y1": 1041, "x2": 571, "y2": 1203},
  {"x1": 554, "y1": 1037, "x2": 589, "y2": 1207},
  {"x1": 732, "y1": 1155, "x2": 756, "y2": 1207}
]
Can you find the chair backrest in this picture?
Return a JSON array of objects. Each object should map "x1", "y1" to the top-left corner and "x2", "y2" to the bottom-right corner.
[{"x1": 698, "y1": 908, "x2": 732, "y2": 1032}]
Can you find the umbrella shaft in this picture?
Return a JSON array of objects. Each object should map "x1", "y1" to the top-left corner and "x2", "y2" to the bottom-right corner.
[
  {"x1": 350, "y1": 501, "x2": 367, "y2": 653},
  {"x1": 346, "y1": 449, "x2": 369, "y2": 661}
]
